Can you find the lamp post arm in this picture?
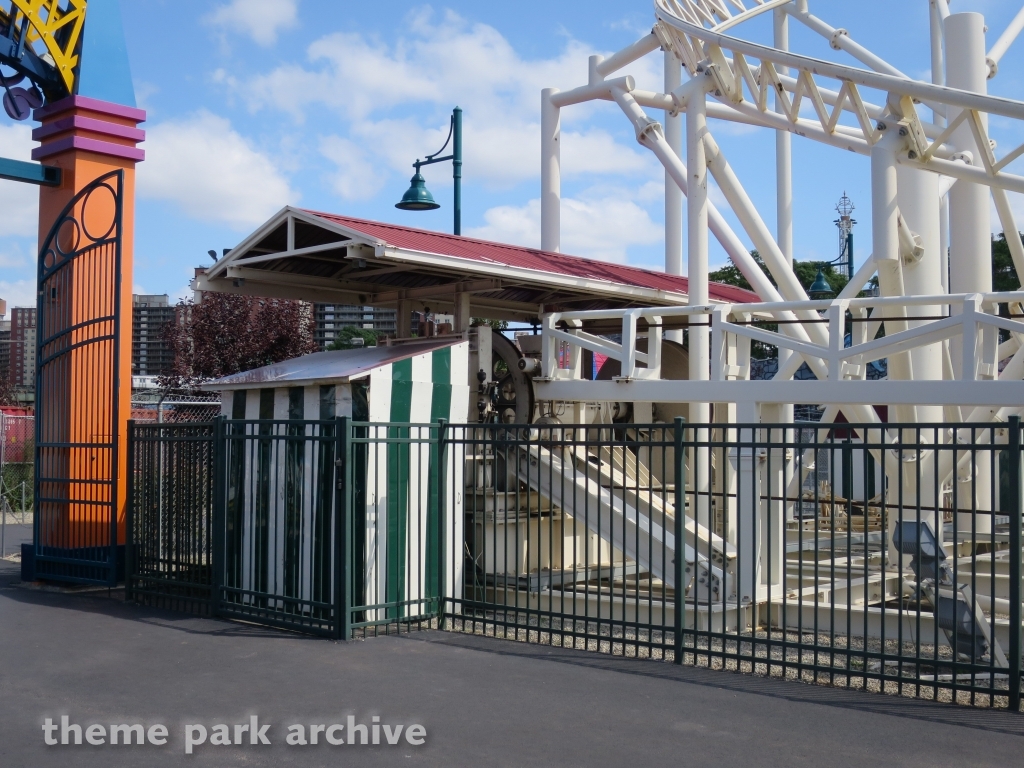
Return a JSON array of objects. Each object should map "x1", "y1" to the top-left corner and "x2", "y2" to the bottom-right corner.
[
  {"x1": 416, "y1": 154, "x2": 455, "y2": 168},
  {"x1": 404, "y1": 107, "x2": 463, "y2": 236}
]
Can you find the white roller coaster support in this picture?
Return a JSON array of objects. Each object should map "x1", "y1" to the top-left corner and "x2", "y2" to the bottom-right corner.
[
  {"x1": 871, "y1": 127, "x2": 915, "y2": 422},
  {"x1": 988, "y1": 6, "x2": 1024, "y2": 71},
  {"x1": 947, "y1": 13, "x2": 994, "y2": 349},
  {"x1": 931, "y1": 0, "x2": 950, "y2": 296},
  {"x1": 775, "y1": 6, "x2": 795, "y2": 425},
  {"x1": 896, "y1": 160, "x2": 944, "y2": 419},
  {"x1": 773, "y1": 9, "x2": 793, "y2": 266},
  {"x1": 700, "y1": 131, "x2": 826, "y2": 346},
  {"x1": 540, "y1": 88, "x2": 560, "y2": 253},
  {"x1": 686, "y1": 85, "x2": 713, "y2": 529},
  {"x1": 539, "y1": 0, "x2": 1024, "y2": 448},
  {"x1": 947, "y1": 12, "x2": 994, "y2": 533},
  {"x1": 611, "y1": 87, "x2": 807, "y2": 327},
  {"x1": 665, "y1": 49, "x2": 684, "y2": 344},
  {"x1": 785, "y1": 4, "x2": 905, "y2": 79},
  {"x1": 595, "y1": 32, "x2": 661, "y2": 78}
]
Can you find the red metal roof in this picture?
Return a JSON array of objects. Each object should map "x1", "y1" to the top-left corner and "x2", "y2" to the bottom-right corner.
[{"x1": 302, "y1": 211, "x2": 761, "y2": 305}]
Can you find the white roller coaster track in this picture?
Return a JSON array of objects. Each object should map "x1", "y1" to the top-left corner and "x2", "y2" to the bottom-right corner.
[{"x1": 538, "y1": 0, "x2": 1024, "y2": 422}]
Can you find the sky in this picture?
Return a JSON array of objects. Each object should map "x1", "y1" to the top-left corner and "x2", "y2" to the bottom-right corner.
[{"x1": 2, "y1": 0, "x2": 1024, "y2": 310}]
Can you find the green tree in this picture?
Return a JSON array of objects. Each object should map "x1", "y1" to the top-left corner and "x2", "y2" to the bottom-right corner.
[
  {"x1": 160, "y1": 293, "x2": 319, "y2": 392},
  {"x1": 326, "y1": 326, "x2": 379, "y2": 350},
  {"x1": 709, "y1": 250, "x2": 851, "y2": 296},
  {"x1": 993, "y1": 231, "x2": 1022, "y2": 291},
  {"x1": 472, "y1": 318, "x2": 509, "y2": 331}
]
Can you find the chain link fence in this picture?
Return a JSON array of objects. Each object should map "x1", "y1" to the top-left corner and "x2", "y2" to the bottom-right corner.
[
  {"x1": 131, "y1": 391, "x2": 222, "y2": 424},
  {"x1": 1, "y1": 413, "x2": 33, "y2": 560}
]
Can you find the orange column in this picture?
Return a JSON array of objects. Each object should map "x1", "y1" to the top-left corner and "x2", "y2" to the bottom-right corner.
[{"x1": 33, "y1": 95, "x2": 145, "y2": 545}]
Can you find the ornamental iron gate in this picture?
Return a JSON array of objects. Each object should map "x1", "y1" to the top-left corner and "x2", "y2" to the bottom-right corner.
[{"x1": 33, "y1": 170, "x2": 125, "y2": 585}]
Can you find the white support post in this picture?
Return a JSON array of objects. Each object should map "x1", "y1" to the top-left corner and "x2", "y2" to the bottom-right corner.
[
  {"x1": 872, "y1": 125, "x2": 916, "y2": 427},
  {"x1": 665, "y1": 50, "x2": 684, "y2": 344},
  {"x1": 453, "y1": 291, "x2": 471, "y2": 334},
  {"x1": 541, "y1": 314, "x2": 558, "y2": 378},
  {"x1": 541, "y1": 88, "x2": 561, "y2": 253},
  {"x1": 397, "y1": 299, "x2": 412, "y2": 338},
  {"x1": 946, "y1": 13, "x2": 993, "y2": 534},
  {"x1": 961, "y1": 295, "x2": 981, "y2": 382},
  {"x1": 621, "y1": 310, "x2": 640, "y2": 379},
  {"x1": 774, "y1": 9, "x2": 794, "y2": 267},
  {"x1": 687, "y1": 87, "x2": 712, "y2": 529},
  {"x1": 932, "y1": 3, "x2": 951, "y2": 299},
  {"x1": 896, "y1": 161, "x2": 944, "y2": 423},
  {"x1": 647, "y1": 314, "x2": 663, "y2": 379},
  {"x1": 711, "y1": 306, "x2": 728, "y2": 382},
  {"x1": 827, "y1": 300, "x2": 849, "y2": 382},
  {"x1": 566, "y1": 318, "x2": 583, "y2": 380},
  {"x1": 687, "y1": 91, "x2": 710, "y2": 389},
  {"x1": 775, "y1": 8, "x2": 795, "y2": 425},
  {"x1": 957, "y1": 298, "x2": 994, "y2": 537},
  {"x1": 946, "y1": 13, "x2": 993, "y2": 374}
]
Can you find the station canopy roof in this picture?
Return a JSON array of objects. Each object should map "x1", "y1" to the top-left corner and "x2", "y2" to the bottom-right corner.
[
  {"x1": 202, "y1": 338, "x2": 461, "y2": 391},
  {"x1": 195, "y1": 207, "x2": 760, "y2": 322}
]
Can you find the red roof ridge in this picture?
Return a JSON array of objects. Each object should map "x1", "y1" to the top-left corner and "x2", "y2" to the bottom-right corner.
[{"x1": 299, "y1": 209, "x2": 761, "y2": 304}]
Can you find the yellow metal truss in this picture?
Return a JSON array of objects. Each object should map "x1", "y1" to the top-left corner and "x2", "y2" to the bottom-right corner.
[{"x1": 9, "y1": 0, "x2": 87, "y2": 93}]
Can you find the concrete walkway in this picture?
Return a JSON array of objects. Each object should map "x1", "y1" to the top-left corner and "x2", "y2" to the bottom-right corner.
[{"x1": 1, "y1": 557, "x2": 1023, "y2": 767}]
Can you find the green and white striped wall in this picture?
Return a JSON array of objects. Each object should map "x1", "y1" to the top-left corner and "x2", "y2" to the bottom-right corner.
[
  {"x1": 364, "y1": 342, "x2": 468, "y2": 621},
  {"x1": 217, "y1": 341, "x2": 469, "y2": 620}
]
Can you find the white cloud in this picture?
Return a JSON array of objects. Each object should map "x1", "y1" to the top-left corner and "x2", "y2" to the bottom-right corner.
[
  {"x1": 137, "y1": 111, "x2": 297, "y2": 229},
  {"x1": 205, "y1": 0, "x2": 298, "y2": 47},
  {"x1": 0, "y1": 123, "x2": 39, "y2": 239},
  {"x1": 319, "y1": 136, "x2": 385, "y2": 201},
  {"x1": 0, "y1": 242, "x2": 29, "y2": 268},
  {"x1": 466, "y1": 193, "x2": 662, "y2": 263},
  {"x1": 238, "y1": 9, "x2": 659, "y2": 188},
  {"x1": 348, "y1": 116, "x2": 652, "y2": 189},
  {"x1": 0, "y1": 278, "x2": 36, "y2": 309}
]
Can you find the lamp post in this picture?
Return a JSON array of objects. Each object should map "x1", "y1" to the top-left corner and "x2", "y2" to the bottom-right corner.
[
  {"x1": 808, "y1": 266, "x2": 834, "y2": 300},
  {"x1": 396, "y1": 107, "x2": 462, "y2": 235}
]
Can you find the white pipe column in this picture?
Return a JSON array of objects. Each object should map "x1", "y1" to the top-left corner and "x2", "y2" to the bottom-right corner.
[
  {"x1": 946, "y1": 14, "x2": 992, "y2": 356},
  {"x1": 774, "y1": 10, "x2": 793, "y2": 267},
  {"x1": 871, "y1": 126, "x2": 915, "y2": 423},
  {"x1": 930, "y1": 0, "x2": 951, "y2": 296},
  {"x1": 896, "y1": 163, "x2": 944, "y2": 420},
  {"x1": 541, "y1": 88, "x2": 561, "y2": 253},
  {"x1": 872, "y1": 126, "x2": 943, "y2": 550},
  {"x1": 896, "y1": 160, "x2": 944, "y2": 521},
  {"x1": 945, "y1": 12, "x2": 993, "y2": 535},
  {"x1": 775, "y1": 8, "x2": 794, "y2": 426},
  {"x1": 687, "y1": 84, "x2": 712, "y2": 529},
  {"x1": 664, "y1": 49, "x2": 684, "y2": 344}
]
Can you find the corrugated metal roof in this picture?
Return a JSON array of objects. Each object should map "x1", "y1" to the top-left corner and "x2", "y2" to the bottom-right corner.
[
  {"x1": 302, "y1": 211, "x2": 760, "y2": 305},
  {"x1": 201, "y1": 338, "x2": 463, "y2": 390}
]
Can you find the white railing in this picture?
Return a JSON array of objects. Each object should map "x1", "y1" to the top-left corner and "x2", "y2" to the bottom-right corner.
[{"x1": 541, "y1": 292, "x2": 1024, "y2": 386}]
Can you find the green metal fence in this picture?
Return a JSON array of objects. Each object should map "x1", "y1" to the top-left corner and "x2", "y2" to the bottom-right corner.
[
  {"x1": 127, "y1": 416, "x2": 1024, "y2": 710},
  {"x1": 127, "y1": 418, "x2": 446, "y2": 639}
]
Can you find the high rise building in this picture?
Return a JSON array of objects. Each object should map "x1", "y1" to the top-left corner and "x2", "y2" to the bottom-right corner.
[
  {"x1": 0, "y1": 298, "x2": 9, "y2": 380},
  {"x1": 10, "y1": 307, "x2": 37, "y2": 388},
  {"x1": 314, "y1": 304, "x2": 397, "y2": 348},
  {"x1": 132, "y1": 294, "x2": 175, "y2": 377}
]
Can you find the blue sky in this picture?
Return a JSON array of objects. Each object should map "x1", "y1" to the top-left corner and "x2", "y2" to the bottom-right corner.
[{"x1": 2, "y1": 0, "x2": 1024, "y2": 310}]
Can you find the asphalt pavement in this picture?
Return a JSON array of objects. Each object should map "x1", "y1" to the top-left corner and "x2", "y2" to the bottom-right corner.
[{"x1": 1, "y1": 556, "x2": 1023, "y2": 767}]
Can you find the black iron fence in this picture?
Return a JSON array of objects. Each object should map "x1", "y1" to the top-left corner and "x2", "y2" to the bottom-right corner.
[
  {"x1": 127, "y1": 417, "x2": 1024, "y2": 710},
  {"x1": 127, "y1": 419, "x2": 445, "y2": 638}
]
